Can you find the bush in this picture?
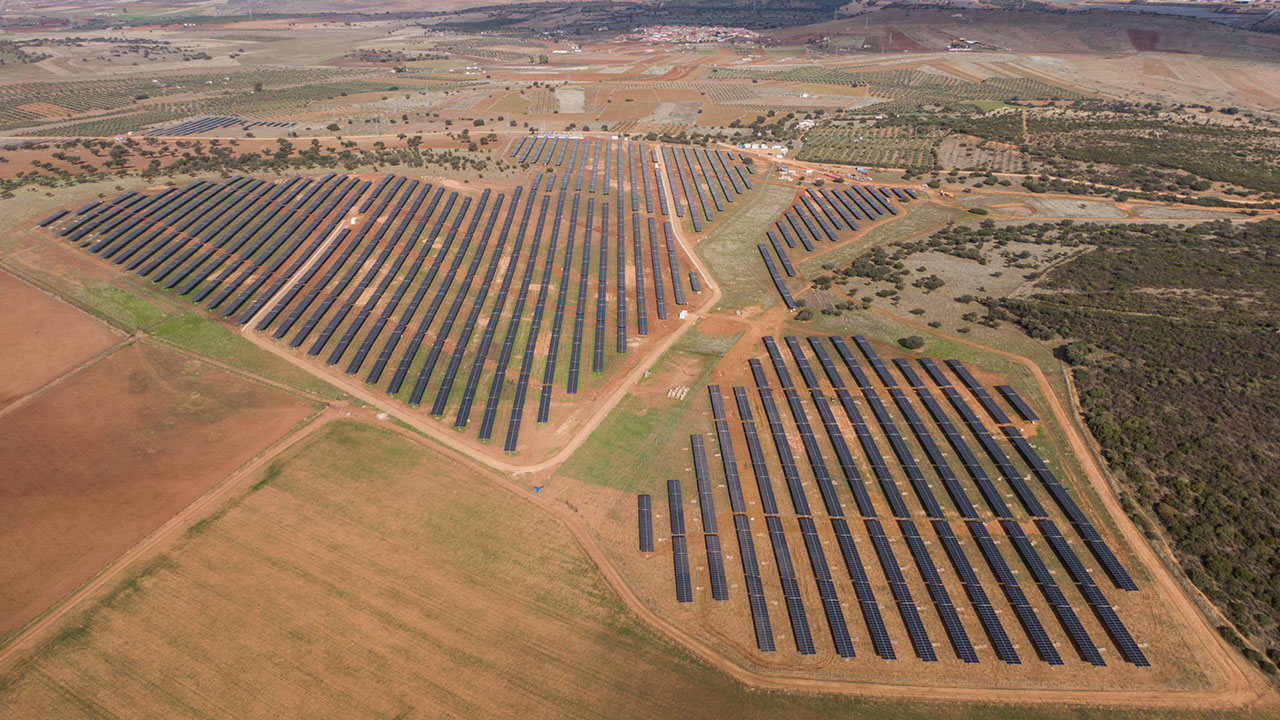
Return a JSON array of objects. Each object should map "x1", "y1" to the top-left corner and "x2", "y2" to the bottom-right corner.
[
  {"x1": 1063, "y1": 340, "x2": 1091, "y2": 366},
  {"x1": 898, "y1": 336, "x2": 925, "y2": 350}
]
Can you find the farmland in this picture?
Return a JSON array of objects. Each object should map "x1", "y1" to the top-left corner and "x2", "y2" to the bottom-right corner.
[
  {"x1": 798, "y1": 126, "x2": 943, "y2": 172},
  {"x1": 2, "y1": 3, "x2": 1280, "y2": 718}
]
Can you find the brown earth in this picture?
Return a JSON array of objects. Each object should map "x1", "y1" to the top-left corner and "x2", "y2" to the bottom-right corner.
[
  {"x1": 1127, "y1": 28, "x2": 1162, "y2": 53},
  {"x1": 0, "y1": 270, "x2": 121, "y2": 407},
  {"x1": 0, "y1": 342, "x2": 312, "y2": 638}
]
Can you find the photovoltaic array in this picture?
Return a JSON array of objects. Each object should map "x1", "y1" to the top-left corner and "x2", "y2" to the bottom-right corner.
[
  {"x1": 646, "y1": 335, "x2": 1147, "y2": 668},
  {"x1": 36, "y1": 136, "x2": 747, "y2": 452},
  {"x1": 759, "y1": 184, "x2": 918, "y2": 310}
]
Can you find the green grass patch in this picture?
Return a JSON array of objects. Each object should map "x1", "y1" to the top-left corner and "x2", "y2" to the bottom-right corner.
[
  {"x1": 150, "y1": 314, "x2": 345, "y2": 399},
  {"x1": 559, "y1": 350, "x2": 717, "y2": 493},
  {"x1": 697, "y1": 179, "x2": 797, "y2": 312},
  {"x1": 673, "y1": 321, "x2": 742, "y2": 357},
  {"x1": 962, "y1": 99, "x2": 1015, "y2": 112},
  {"x1": 798, "y1": 201, "x2": 963, "y2": 277}
]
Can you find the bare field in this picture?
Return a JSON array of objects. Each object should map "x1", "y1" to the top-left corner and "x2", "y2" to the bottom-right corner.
[
  {"x1": 0, "y1": 270, "x2": 121, "y2": 406},
  {"x1": 0, "y1": 420, "x2": 871, "y2": 720},
  {"x1": 0, "y1": 342, "x2": 313, "y2": 640}
]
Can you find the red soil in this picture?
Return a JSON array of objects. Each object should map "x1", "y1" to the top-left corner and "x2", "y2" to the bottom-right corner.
[
  {"x1": 0, "y1": 343, "x2": 312, "y2": 637},
  {"x1": 0, "y1": 271, "x2": 121, "y2": 406},
  {"x1": 1128, "y1": 28, "x2": 1161, "y2": 52}
]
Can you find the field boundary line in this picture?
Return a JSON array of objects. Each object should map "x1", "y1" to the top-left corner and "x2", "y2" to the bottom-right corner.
[
  {"x1": 0, "y1": 336, "x2": 134, "y2": 420},
  {"x1": 0, "y1": 407, "x2": 336, "y2": 669}
]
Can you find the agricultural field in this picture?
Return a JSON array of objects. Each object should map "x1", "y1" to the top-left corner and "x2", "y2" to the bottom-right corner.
[
  {"x1": 799, "y1": 126, "x2": 943, "y2": 171},
  {"x1": 2, "y1": 3, "x2": 1280, "y2": 719},
  {"x1": 0, "y1": 333, "x2": 314, "y2": 640}
]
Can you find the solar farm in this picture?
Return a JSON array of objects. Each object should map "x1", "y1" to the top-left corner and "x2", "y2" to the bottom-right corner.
[
  {"x1": 6, "y1": 8, "x2": 1279, "y2": 716},
  {"x1": 23, "y1": 126, "x2": 1238, "y2": 693},
  {"x1": 640, "y1": 335, "x2": 1149, "y2": 669},
  {"x1": 34, "y1": 135, "x2": 760, "y2": 455}
]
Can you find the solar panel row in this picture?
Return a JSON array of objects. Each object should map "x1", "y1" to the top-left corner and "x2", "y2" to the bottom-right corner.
[
  {"x1": 945, "y1": 359, "x2": 1013, "y2": 427},
  {"x1": 919, "y1": 361, "x2": 1048, "y2": 518},
  {"x1": 638, "y1": 494, "x2": 654, "y2": 553},
  {"x1": 810, "y1": 339, "x2": 912, "y2": 519},
  {"x1": 668, "y1": 480, "x2": 694, "y2": 603},
  {"x1": 1001, "y1": 520, "x2": 1106, "y2": 667},
  {"x1": 899, "y1": 520, "x2": 979, "y2": 663},
  {"x1": 1037, "y1": 520, "x2": 1149, "y2": 666},
  {"x1": 707, "y1": 386, "x2": 749, "y2": 515},
  {"x1": 742, "y1": 368, "x2": 849, "y2": 655},
  {"x1": 754, "y1": 184, "x2": 912, "y2": 307},
  {"x1": 830, "y1": 517, "x2": 896, "y2": 659},
  {"x1": 761, "y1": 340, "x2": 844, "y2": 518},
  {"x1": 967, "y1": 521, "x2": 1064, "y2": 665},
  {"x1": 998, "y1": 424, "x2": 1139, "y2": 593},
  {"x1": 832, "y1": 337, "x2": 946, "y2": 519},
  {"x1": 82, "y1": 139, "x2": 695, "y2": 451},
  {"x1": 931, "y1": 520, "x2": 1021, "y2": 665},
  {"x1": 799, "y1": 518, "x2": 856, "y2": 657},
  {"x1": 995, "y1": 384, "x2": 1040, "y2": 422},
  {"x1": 866, "y1": 519, "x2": 936, "y2": 662}
]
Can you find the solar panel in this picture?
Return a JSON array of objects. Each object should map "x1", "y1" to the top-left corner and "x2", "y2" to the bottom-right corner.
[
  {"x1": 751, "y1": 364, "x2": 812, "y2": 518},
  {"x1": 865, "y1": 520, "x2": 936, "y2": 661},
  {"x1": 1002, "y1": 520, "x2": 1105, "y2": 666},
  {"x1": 672, "y1": 535, "x2": 693, "y2": 603},
  {"x1": 758, "y1": 243, "x2": 796, "y2": 310},
  {"x1": 785, "y1": 595, "x2": 817, "y2": 655},
  {"x1": 996, "y1": 423, "x2": 1138, "y2": 591},
  {"x1": 809, "y1": 389, "x2": 876, "y2": 516},
  {"x1": 931, "y1": 520, "x2": 1019, "y2": 664},
  {"x1": 995, "y1": 384, "x2": 1039, "y2": 422},
  {"x1": 690, "y1": 435, "x2": 720, "y2": 534},
  {"x1": 900, "y1": 521, "x2": 978, "y2": 663},
  {"x1": 638, "y1": 495, "x2": 654, "y2": 553},
  {"x1": 667, "y1": 480, "x2": 686, "y2": 536},
  {"x1": 734, "y1": 516, "x2": 761, "y2": 576},
  {"x1": 1037, "y1": 520, "x2": 1149, "y2": 667},
  {"x1": 705, "y1": 534, "x2": 730, "y2": 601},
  {"x1": 708, "y1": 386, "x2": 748, "y2": 514},
  {"x1": 733, "y1": 387, "x2": 781, "y2": 516},
  {"x1": 748, "y1": 594, "x2": 777, "y2": 653},
  {"x1": 830, "y1": 519, "x2": 895, "y2": 659}
]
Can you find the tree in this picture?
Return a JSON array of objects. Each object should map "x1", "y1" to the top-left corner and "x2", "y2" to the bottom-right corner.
[
  {"x1": 898, "y1": 336, "x2": 925, "y2": 350},
  {"x1": 1063, "y1": 340, "x2": 1092, "y2": 366}
]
